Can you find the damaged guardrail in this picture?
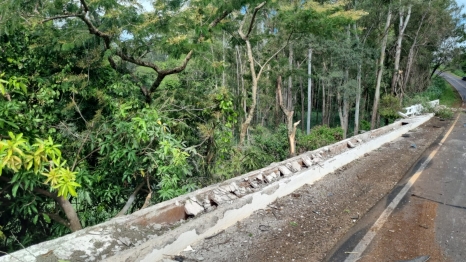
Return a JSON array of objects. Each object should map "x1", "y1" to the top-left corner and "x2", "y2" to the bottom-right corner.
[
  {"x1": 398, "y1": 99, "x2": 439, "y2": 118},
  {"x1": 0, "y1": 114, "x2": 434, "y2": 262}
]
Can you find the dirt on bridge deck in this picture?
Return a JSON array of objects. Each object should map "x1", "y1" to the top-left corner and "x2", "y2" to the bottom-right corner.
[{"x1": 175, "y1": 116, "x2": 451, "y2": 262}]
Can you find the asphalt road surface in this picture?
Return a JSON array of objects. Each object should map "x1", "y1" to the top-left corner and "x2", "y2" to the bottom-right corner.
[
  {"x1": 441, "y1": 72, "x2": 466, "y2": 104},
  {"x1": 326, "y1": 74, "x2": 466, "y2": 262}
]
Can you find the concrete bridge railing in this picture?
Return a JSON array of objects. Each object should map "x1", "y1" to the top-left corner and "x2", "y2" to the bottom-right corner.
[
  {"x1": 399, "y1": 99, "x2": 439, "y2": 118},
  {"x1": 0, "y1": 114, "x2": 435, "y2": 262}
]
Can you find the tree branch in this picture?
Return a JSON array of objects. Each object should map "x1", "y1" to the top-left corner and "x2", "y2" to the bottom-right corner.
[
  {"x1": 44, "y1": 212, "x2": 71, "y2": 228},
  {"x1": 41, "y1": 14, "x2": 80, "y2": 23},
  {"x1": 71, "y1": 93, "x2": 88, "y2": 126},
  {"x1": 38, "y1": 0, "x2": 223, "y2": 104},
  {"x1": 247, "y1": 2, "x2": 266, "y2": 38},
  {"x1": 140, "y1": 176, "x2": 152, "y2": 210},
  {"x1": 209, "y1": 10, "x2": 230, "y2": 29},
  {"x1": 79, "y1": 0, "x2": 90, "y2": 13},
  {"x1": 257, "y1": 33, "x2": 292, "y2": 80},
  {"x1": 115, "y1": 181, "x2": 145, "y2": 217}
]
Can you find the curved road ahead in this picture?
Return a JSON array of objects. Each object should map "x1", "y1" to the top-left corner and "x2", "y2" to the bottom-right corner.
[
  {"x1": 327, "y1": 73, "x2": 466, "y2": 261},
  {"x1": 441, "y1": 72, "x2": 466, "y2": 104}
]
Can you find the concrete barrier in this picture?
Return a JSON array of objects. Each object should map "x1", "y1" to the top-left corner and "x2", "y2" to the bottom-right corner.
[
  {"x1": 399, "y1": 99, "x2": 439, "y2": 118},
  {"x1": 0, "y1": 114, "x2": 434, "y2": 262}
]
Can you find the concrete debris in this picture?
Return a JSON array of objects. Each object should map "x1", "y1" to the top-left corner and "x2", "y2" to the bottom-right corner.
[
  {"x1": 256, "y1": 173, "x2": 264, "y2": 182},
  {"x1": 183, "y1": 245, "x2": 194, "y2": 252},
  {"x1": 230, "y1": 182, "x2": 240, "y2": 191},
  {"x1": 286, "y1": 161, "x2": 302, "y2": 173},
  {"x1": 312, "y1": 157, "x2": 323, "y2": 165},
  {"x1": 233, "y1": 186, "x2": 247, "y2": 197},
  {"x1": 411, "y1": 143, "x2": 417, "y2": 148},
  {"x1": 356, "y1": 138, "x2": 363, "y2": 143},
  {"x1": 278, "y1": 165, "x2": 293, "y2": 176},
  {"x1": 210, "y1": 192, "x2": 237, "y2": 205},
  {"x1": 265, "y1": 172, "x2": 277, "y2": 183},
  {"x1": 184, "y1": 200, "x2": 204, "y2": 216},
  {"x1": 249, "y1": 181, "x2": 259, "y2": 188},
  {"x1": 217, "y1": 187, "x2": 228, "y2": 194},
  {"x1": 302, "y1": 156, "x2": 313, "y2": 167},
  {"x1": 190, "y1": 196, "x2": 201, "y2": 205},
  {"x1": 322, "y1": 147, "x2": 330, "y2": 152},
  {"x1": 202, "y1": 196, "x2": 215, "y2": 212},
  {"x1": 347, "y1": 141, "x2": 356, "y2": 148},
  {"x1": 118, "y1": 237, "x2": 132, "y2": 246}
]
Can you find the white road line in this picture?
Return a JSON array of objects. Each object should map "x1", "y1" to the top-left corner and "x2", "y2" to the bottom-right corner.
[{"x1": 344, "y1": 114, "x2": 461, "y2": 262}]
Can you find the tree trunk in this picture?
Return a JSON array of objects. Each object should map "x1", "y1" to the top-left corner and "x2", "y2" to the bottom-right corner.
[
  {"x1": 322, "y1": 79, "x2": 326, "y2": 125},
  {"x1": 300, "y1": 76, "x2": 304, "y2": 131},
  {"x1": 277, "y1": 76, "x2": 300, "y2": 156},
  {"x1": 288, "y1": 43, "x2": 293, "y2": 110},
  {"x1": 390, "y1": 4, "x2": 412, "y2": 95},
  {"x1": 57, "y1": 196, "x2": 82, "y2": 232},
  {"x1": 371, "y1": 7, "x2": 392, "y2": 130},
  {"x1": 402, "y1": 12, "x2": 425, "y2": 93},
  {"x1": 307, "y1": 48, "x2": 312, "y2": 134},
  {"x1": 32, "y1": 187, "x2": 82, "y2": 232},
  {"x1": 355, "y1": 63, "x2": 362, "y2": 136}
]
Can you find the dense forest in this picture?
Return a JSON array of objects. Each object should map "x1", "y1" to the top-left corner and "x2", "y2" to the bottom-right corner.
[{"x1": 0, "y1": 0, "x2": 464, "y2": 253}]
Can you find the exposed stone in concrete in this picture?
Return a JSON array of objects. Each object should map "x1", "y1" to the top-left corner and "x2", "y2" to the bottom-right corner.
[
  {"x1": 210, "y1": 192, "x2": 238, "y2": 205},
  {"x1": 264, "y1": 172, "x2": 276, "y2": 183},
  {"x1": 230, "y1": 182, "x2": 240, "y2": 192},
  {"x1": 184, "y1": 200, "x2": 204, "y2": 216},
  {"x1": 286, "y1": 161, "x2": 302, "y2": 173},
  {"x1": 302, "y1": 156, "x2": 313, "y2": 167},
  {"x1": 357, "y1": 138, "x2": 363, "y2": 143},
  {"x1": 118, "y1": 237, "x2": 132, "y2": 247},
  {"x1": 348, "y1": 141, "x2": 356, "y2": 148},
  {"x1": 256, "y1": 173, "x2": 264, "y2": 182},
  {"x1": 278, "y1": 166, "x2": 293, "y2": 176},
  {"x1": 313, "y1": 157, "x2": 323, "y2": 165},
  {"x1": 249, "y1": 181, "x2": 259, "y2": 188},
  {"x1": 291, "y1": 161, "x2": 302, "y2": 172}
]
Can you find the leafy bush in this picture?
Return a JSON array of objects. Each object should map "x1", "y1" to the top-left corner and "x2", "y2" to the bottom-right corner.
[
  {"x1": 359, "y1": 120, "x2": 371, "y2": 132},
  {"x1": 210, "y1": 125, "x2": 290, "y2": 180},
  {"x1": 436, "y1": 107, "x2": 454, "y2": 119},
  {"x1": 379, "y1": 95, "x2": 402, "y2": 122},
  {"x1": 298, "y1": 125, "x2": 343, "y2": 151}
]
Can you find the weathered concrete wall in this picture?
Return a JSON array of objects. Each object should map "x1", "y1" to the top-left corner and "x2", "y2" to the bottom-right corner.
[{"x1": 0, "y1": 115, "x2": 433, "y2": 262}]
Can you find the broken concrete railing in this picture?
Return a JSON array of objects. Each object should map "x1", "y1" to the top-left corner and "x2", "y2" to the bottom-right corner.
[
  {"x1": 398, "y1": 99, "x2": 439, "y2": 118},
  {"x1": 0, "y1": 114, "x2": 434, "y2": 262}
]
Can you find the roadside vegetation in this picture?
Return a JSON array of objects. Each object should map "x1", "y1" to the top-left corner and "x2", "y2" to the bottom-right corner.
[{"x1": 0, "y1": 0, "x2": 464, "y2": 254}]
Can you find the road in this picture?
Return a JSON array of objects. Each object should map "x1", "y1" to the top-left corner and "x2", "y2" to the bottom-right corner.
[
  {"x1": 441, "y1": 72, "x2": 466, "y2": 104},
  {"x1": 326, "y1": 73, "x2": 466, "y2": 262}
]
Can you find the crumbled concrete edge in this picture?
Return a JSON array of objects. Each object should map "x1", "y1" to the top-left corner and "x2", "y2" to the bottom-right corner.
[{"x1": 0, "y1": 115, "x2": 433, "y2": 262}]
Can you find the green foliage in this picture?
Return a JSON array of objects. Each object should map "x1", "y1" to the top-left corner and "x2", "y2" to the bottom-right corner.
[
  {"x1": 359, "y1": 120, "x2": 371, "y2": 132},
  {"x1": 379, "y1": 95, "x2": 402, "y2": 122},
  {"x1": 404, "y1": 77, "x2": 461, "y2": 108},
  {"x1": 436, "y1": 107, "x2": 454, "y2": 119},
  {"x1": 298, "y1": 126, "x2": 344, "y2": 151},
  {"x1": 0, "y1": 132, "x2": 80, "y2": 197}
]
